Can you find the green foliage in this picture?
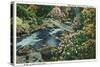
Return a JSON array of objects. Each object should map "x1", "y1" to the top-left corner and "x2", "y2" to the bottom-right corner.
[
  {"x1": 17, "y1": 4, "x2": 36, "y2": 20},
  {"x1": 63, "y1": 32, "x2": 95, "y2": 60},
  {"x1": 81, "y1": 8, "x2": 96, "y2": 22},
  {"x1": 36, "y1": 17, "x2": 43, "y2": 25},
  {"x1": 16, "y1": 16, "x2": 23, "y2": 26},
  {"x1": 16, "y1": 17, "x2": 30, "y2": 34},
  {"x1": 72, "y1": 33, "x2": 87, "y2": 46},
  {"x1": 64, "y1": 44, "x2": 95, "y2": 60},
  {"x1": 36, "y1": 6, "x2": 53, "y2": 17}
]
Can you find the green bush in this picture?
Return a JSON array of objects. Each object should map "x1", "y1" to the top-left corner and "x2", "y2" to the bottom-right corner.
[
  {"x1": 71, "y1": 33, "x2": 87, "y2": 46},
  {"x1": 36, "y1": 6, "x2": 53, "y2": 17},
  {"x1": 17, "y1": 4, "x2": 36, "y2": 20}
]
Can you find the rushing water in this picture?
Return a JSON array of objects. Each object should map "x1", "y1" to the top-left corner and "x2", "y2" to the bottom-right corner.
[{"x1": 16, "y1": 28, "x2": 63, "y2": 50}]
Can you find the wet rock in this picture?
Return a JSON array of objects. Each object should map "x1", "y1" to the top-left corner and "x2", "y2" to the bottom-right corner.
[
  {"x1": 16, "y1": 56, "x2": 26, "y2": 63},
  {"x1": 40, "y1": 47, "x2": 53, "y2": 61},
  {"x1": 16, "y1": 52, "x2": 43, "y2": 63},
  {"x1": 26, "y1": 52, "x2": 43, "y2": 63},
  {"x1": 17, "y1": 45, "x2": 33, "y2": 56}
]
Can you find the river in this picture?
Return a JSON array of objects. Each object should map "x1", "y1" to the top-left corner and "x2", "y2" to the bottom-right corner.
[{"x1": 16, "y1": 27, "x2": 64, "y2": 51}]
